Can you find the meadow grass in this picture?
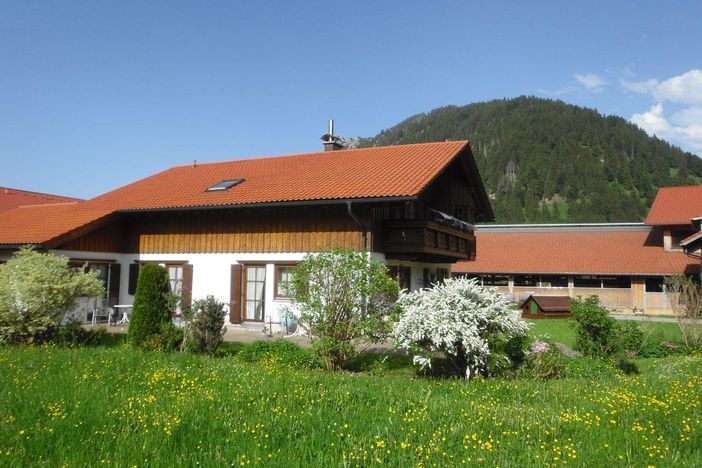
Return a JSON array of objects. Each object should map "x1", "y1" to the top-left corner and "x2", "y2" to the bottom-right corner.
[
  {"x1": 527, "y1": 318, "x2": 683, "y2": 349},
  {"x1": 1, "y1": 345, "x2": 700, "y2": 466}
]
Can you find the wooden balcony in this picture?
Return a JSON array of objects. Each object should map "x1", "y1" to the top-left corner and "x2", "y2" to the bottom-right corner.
[{"x1": 380, "y1": 220, "x2": 475, "y2": 263}]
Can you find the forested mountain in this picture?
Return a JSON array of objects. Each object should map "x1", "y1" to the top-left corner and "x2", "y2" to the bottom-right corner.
[{"x1": 358, "y1": 97, "x2": 702, "y2": 223}]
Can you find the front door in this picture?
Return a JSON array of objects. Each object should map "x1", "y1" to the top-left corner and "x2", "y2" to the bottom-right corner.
[{"x1": 244, "y1": 265, "x2": 266, "y2": 321}]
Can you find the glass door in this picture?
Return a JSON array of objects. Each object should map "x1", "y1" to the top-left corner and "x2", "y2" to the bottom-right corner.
[{"x1": 245, "y1": 265, "x2": 266, "y2": 321}]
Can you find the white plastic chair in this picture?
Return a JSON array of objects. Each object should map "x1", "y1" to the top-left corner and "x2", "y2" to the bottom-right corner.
[{"x1": 91, "y1": 298, "x2": 114, "y2": 326}]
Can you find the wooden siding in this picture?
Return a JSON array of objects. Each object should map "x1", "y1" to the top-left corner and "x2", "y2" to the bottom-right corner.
[
  {"x1": 58, "y1": 219, "x2": 129, "y2": 252},
  {"x1": 419, "y1": 158, "x2": 479, "y2": 223},
  {"x1": 130, "y1": 205, "x2": 365, "y2": 254}
]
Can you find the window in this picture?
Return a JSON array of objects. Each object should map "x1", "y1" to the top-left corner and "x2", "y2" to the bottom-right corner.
[
  {"x1": 601, "y1": 276, "x2": 631, "y2": 289},
  {"x1": 514, "y1": 274, "x2": 538, "y2": 287},
  {"x1": 573, "y1": 275, "x2": 601, "y2": 288},
  {"x1": 166, "y1": 265, "x2": 183, "y2": 296},
  {"x1": 573, "y1": 275, "x2": 631, "y2": 289},
  {"x1": 645, "y1": 277, "x2": 665, "y2": 293},
  {"x1": 481, "y1": 275, "x2": 508, "y2": 286},
  {"x1": 205, "y1": 179, "x2": 244, "y2": 192},
  {"x1": 70, "y1": 260, "x2": 109, "y2": 290},
  {"x1": 671, "y1": 230, "x2": 694, "y2": 250},
  {"x1": 244, "y1": 265, "x2": 266, "y2": 321},
  {"x1": 275, "y1": 265, "x2": 295, "y2": 299},
  {"x1": 388, "y1": 265, "x2": 412, "y2": 290}
]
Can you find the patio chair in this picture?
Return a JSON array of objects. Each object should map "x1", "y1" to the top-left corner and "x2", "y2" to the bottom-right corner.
[{"x1": 91, "y1": 298, "x2": 114, "y2": 326}]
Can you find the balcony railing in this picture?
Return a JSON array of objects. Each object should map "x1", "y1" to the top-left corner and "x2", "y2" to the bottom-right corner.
[{"x1": 381, "y1": 220, "x2": 475, "y2": 262}]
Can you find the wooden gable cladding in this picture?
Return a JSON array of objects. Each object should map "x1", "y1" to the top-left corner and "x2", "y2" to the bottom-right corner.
[
  {"x1": 57, "y1": 219, "x2": 129, "y2": 253},
  {"x1": 128, "y1": 204, "x2": 366, "y2": 254}
]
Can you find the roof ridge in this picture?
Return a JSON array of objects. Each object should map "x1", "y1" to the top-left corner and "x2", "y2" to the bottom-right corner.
[
  {"x1": 168, "y1": 140, "x2": 469, "y2": 169},
  {"x1": 0, "y1": 186, "x2": 81, "y2": 200}
]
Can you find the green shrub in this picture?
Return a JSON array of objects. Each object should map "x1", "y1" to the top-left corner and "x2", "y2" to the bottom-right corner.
[
  {"x1": 637, "y1": 342, "x2": 669, "y2": 358},
  {"x1": 562, "y1": 357, "x2": 617, "y2": 379},
  {"x1": 128, "y1": 264, "x2": 171, "y2": 347},
  {"x1": 0, "y1": 248, "x2": 104, "y2": 344},
  {"x1": 30, "y1": 321, "x2": 118, "y2": 347},
  {"x1": 235, "y1": 340, "x2": 319, "y2": 368},
  {"x1": 613, "y1": 352, "x2": 640, "y2": 375},
  {"x1": 520, "y1": 348, "x2": 566, "y2": 380},
  {"x1": 187, "y1": 296, "x2": 226, "y2": 356},
  {"x1": 143, "y1": 322, "x2": 184, "y2": 352},
  {"x1": 571, "y1": 296, "x2": 620, "y2": 357},
  {"x1": 289, "y1": 249, "x2": 399, "y2": 371},
  {"x1": 618, "y1": 320, "x2": 644, "y2": 355}
]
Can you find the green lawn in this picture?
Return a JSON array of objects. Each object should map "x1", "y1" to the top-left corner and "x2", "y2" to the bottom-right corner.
[
  {"x1": 528, "y1": 318, "x2": 683, "y2": 349},
  {"x1": 1, "y1": 345, "x2": 701, "y2": 466}
]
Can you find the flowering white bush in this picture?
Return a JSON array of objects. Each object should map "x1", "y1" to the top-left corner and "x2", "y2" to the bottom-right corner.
[{"x1": 393, "y1": 277, "x2": 529, "y2": 379}]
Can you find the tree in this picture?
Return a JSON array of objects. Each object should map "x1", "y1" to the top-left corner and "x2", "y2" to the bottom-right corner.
[
  {"x1": 0, "y1": 247, "x2": 104, "y2": 344},
  {"x1": 288, "y1": 248, "x2": 399, "y2": 371},
  {"x1": 393, "y1": 277, "x2": 529, "y2": 379},
  {"x1": 665, "y1": 275, "x2": 702, "y2": 350},
  {"x1": 128, "y1": 264, "x2": 172, "y2": 347}
]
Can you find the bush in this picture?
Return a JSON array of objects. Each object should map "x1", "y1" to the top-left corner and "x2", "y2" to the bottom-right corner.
[
  {"x1": 288, "y1": 249, "x2": 399, "y2": 371},
  {"x1": 618, "y1": 320, "x2": 644, "y2": 355},
  {"x1": 614, "y1": 352, "x2": 640, "y2": 375},
  {"x1": 0, "y1": 248, "x2": 104, "y2": 344},
  {"x1": 393, "y1": 277, "x2": 530, "y2": 379},
  {"x1": 519, "y1": 342, "x2": 566, "y2": 380},
  {"x1": 128, "y1": 264, "x2": 172, "y2": 347},
  {"x1": 571, "y1": 296, "x2": 620, "y2": 357},
  {"x1": 143, "y1": 322, "x2": 184, "y2": 352},
  {"x1": 187, "y1": 296, "x2": 226, "y2": 355},
  {"x1": 235, "y1": 340, "x2": 319, "y2": 368},
  {"x1": 562, "y1": 357, "x2": 617, "y2": 379}
]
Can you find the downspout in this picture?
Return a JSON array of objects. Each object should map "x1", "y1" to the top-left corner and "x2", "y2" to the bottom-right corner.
[{"x1": 346, "y1": 201, "x2": 368, "y2": 251}]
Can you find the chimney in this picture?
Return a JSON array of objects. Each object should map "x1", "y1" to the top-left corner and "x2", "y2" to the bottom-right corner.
[{"x1": 320, "y1": 119, "x2": 346, "y2": 151}]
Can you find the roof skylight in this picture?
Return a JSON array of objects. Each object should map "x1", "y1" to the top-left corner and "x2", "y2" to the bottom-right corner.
[{"x1": 205, "y1": 179, "x2": 244, "y2": 192}]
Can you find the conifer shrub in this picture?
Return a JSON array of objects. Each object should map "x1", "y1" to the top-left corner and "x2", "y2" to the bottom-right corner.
[
  {"x1": 187, "y1": 296, "x2": 226, "y2": 356},
  {"x1": 128, "y1": 264, "x2": 171, "y2": 347}
]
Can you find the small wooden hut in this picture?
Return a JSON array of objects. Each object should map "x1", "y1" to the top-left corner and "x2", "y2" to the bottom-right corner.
[{"x1": 520, "y1": 295, "x2": 572, "y2": 319}]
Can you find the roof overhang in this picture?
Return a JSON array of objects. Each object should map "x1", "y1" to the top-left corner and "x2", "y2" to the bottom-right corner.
[{"x1": 115, "y1": 196, "x2": 419, "y2": 214}]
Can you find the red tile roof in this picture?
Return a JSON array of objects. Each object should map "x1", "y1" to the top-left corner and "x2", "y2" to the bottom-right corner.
[
  {"x1": 453, "y1": 225, "x2": 698, "y2": 276},
  {"x1": 645, "y1": 186, "x2": 702, "y2": 226},
  {"x1": 0, "y1": 187, "x2": 80, "y2": 214},
  {"x1": 0, "y1": 141, "x2": 484, "y2": 246},
  {"x1": 522, "y1": 295, "x2": 571, "y2": 312}
]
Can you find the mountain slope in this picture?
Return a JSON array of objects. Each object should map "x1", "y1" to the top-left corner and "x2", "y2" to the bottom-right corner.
[{"x1": 359, "y1": 96, "x2": 702, "y2": 223}]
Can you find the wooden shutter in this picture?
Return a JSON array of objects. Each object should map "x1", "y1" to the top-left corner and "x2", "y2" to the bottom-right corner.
[
  {"x1": 230, "y1": 264, "x2": 243, "y2": 324},
  {"x1": 128, "y1": 263, "x2": 139, "y2": 295},
  {"x1": 181, "y1": 264, "x2": 193, "y2": 308},
  {"x1": 108, "y1": 263, "x2": 121, "y2": 307}
]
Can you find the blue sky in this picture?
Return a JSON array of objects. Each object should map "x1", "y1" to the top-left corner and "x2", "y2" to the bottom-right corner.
[{"x1": 2, "y1": 1, "x2": 701, "y2": 199}]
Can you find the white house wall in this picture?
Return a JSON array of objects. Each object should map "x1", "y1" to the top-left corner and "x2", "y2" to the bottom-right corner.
[{"x1": 53, "y1": 249, "x2": 451, "y2": 329}]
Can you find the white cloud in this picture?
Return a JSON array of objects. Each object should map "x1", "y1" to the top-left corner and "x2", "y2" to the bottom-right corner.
[
  {"x1": 632, "y1": 103, "x2": 702, "y2": 155},
  {"x1": 574, "y1": 73, "x2": 606, "y2": 91},
  {"x1": 623, "y1": 69, "x2": 702, "y2": 104},
  {"x1": 624, "y1": 69, "x2": 702, "y2": 155}
]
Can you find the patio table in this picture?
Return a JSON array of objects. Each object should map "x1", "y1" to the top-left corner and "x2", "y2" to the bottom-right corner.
[{"x1": 114, "y1": 305, "x2": 133, "y2": 325}]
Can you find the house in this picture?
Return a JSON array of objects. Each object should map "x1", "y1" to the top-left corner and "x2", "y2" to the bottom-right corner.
[
  {"x1": 0, "y1": 187, "x2": 81, "y2": 214},
  {"x1": 0, "y1": 140, "x2": 493, "y2": 328},
  {"x1": 520, "y1": 295, "x2": 572, "y2": 319},
  {"x1": 452, "y1": 186, "x2": 702, "y2": 315}
]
